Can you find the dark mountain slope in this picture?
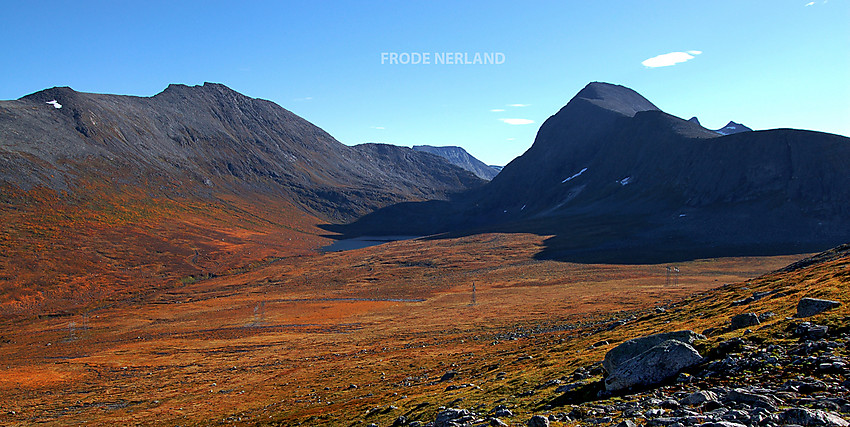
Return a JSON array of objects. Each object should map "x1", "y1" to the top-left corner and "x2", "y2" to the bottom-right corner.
[
  {"x1": 330, "y1": 82, "x2": 850, "y2": 263},
  {"x1": 412, "y1": 145, "x2": 500, "y2": 180},
  {"x1": 0, "y1": 83, "x2": 484, "y2": 222}
]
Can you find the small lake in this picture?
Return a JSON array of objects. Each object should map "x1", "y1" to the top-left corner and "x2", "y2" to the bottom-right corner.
[{"x1": 321, "y1": 235, "x2": 422, "y2": 252}]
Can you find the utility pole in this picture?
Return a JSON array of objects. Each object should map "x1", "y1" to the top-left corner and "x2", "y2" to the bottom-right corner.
[{"x1": 471, "y1": 282, "x2": 477, "y2": 306}]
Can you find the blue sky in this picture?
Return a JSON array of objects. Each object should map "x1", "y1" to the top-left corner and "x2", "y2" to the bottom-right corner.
[{"x1": 2, "y1": 1, "x2": 848, "y2": 166}]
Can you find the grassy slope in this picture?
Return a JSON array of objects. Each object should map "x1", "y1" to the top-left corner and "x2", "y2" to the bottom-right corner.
[{"x1": 0, "y1": 182, "x2": 329, "y2": 318}]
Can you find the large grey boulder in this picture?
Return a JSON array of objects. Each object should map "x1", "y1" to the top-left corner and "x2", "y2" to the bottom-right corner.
[
  {"x1": 603, "y1": 330, "x2": 704, "y2": 374},
  {"x1": 797, "y1": 298, "x2": 842, "y2": 318},
  {"x1": 604, "y1": 339, "x2": 703, "y2": 392}
]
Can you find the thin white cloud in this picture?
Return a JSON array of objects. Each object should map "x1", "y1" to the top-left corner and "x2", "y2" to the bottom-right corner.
[
  {"x1": 490, "y1": 108, "x2": 505, "y2": 112},
  {"x1": 293, "y1": 96, "x2": 313, "y2": 101},
  {"x1": 508, "y1": 103, "x2": 530, "y2": 107},
  {"x1": 506, "y1": 138, "x2": 516, "y2": 141},
  {"x1": 641, "y1": 51, "x2": 702, "y2": 68},
  {"x1": 499, "y1": 118, "x2": 534, "y2": 125},
  {"x1": 805, "y1": 1, "x2": 815, "y2": 5},
  {"x1": 370, "y1": 126, "x2": 385, "y2": 130}
]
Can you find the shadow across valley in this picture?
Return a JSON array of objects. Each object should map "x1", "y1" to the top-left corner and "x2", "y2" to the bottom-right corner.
[{"x1": 320, "y1": 198, "x2": 849, "y2": 265}]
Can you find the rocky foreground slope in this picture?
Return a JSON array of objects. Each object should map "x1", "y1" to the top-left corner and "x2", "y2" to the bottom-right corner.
[{"x1": 353, "y1": 245, "x2": 849, "y2": 427}]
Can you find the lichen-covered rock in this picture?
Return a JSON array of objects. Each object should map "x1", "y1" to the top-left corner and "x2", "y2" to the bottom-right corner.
[
  {"x1": 604, "y1": 339, "x2": 703, "y2": 392},
  {"x1": 603, "y1": 330, "x2": 704, "y2": 374}
]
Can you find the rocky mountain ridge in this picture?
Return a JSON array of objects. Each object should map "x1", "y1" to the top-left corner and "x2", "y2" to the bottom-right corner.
[{"x1": 412, "y1": 145, "x2": 500, "y2": 180}]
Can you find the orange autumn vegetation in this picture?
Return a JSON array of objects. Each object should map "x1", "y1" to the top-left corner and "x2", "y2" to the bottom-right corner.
[
  {"x1": 0, "y1": 182, "x2": 328, "y2": 317},
  {"x1": 1, "y1": 228, "x2": 832, "y2": 426}
]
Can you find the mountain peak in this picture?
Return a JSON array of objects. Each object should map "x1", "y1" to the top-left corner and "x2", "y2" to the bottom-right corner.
[
  {"x1": 573, "y1": 82, "x2": 660, "y2": 117},
  {"x1": 158, "y1": 82, "x2": 239, "y2": 97},
  {"x1": 20, "y1": 86, "x2": 78, "y2": 103},
  {"x1": 716, "y1": 120, "x2": 753, "y2": 135}
]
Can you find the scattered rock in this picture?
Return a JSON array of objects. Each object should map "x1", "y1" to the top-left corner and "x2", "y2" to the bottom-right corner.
[
  {"x1": 645, "y1": 408, "x2": 665, "y2": 418},
  {"x1": 434, "y1": 408, "x2": 478, "y2": 427},
  {"x1": 605, "y1": 339, "x2": 703, "y2": 392},
  {"x1": 796, "y1": 322, "x2": 830, "y2": 339},
  {"x1": 779, "y1": 407, "x2": 850, "y2": 426},
  {"x1": 797, "y1": 298, "x2": 842, "y2": 318},
  {"x1": 730, "y1": 313, "x2": 760, "y2": 330},
  {"x1": 616, "y1": 420, "x2": 638, "y2": 427},
  {"x1": 492, "y1": 408, "x2": 513, "y2": 418},
  {"x1": 724, "y1": 388, "x2": 780, "y2": 410},
  {"x1": 440, "y1": 371, "x2": 457, "y2": 382},
  {"x1": 527, "y1": 415, "x2": 549, "y2": 427},
  {"x1": 681, "y1": 390, "x2": 719, "y2": 406}
]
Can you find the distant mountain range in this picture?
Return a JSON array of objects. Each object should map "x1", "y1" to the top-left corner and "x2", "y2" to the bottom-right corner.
[
  {"x1": 688, "y1": 116, "x2": 754, "y2": 135},
  {"x1": 412, "y1": 145, "x2": 500, "y2": 180},
  {"x1": 3, "y1": 81, "x2": 848, "y2": 267},
  {"x1": 332, "y1": 82, "x2": 850, "y2": 262}
]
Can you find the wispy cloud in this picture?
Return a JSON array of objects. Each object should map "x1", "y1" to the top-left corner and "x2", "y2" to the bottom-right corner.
[
  {"x1": 293, "y1": 96, "x2": 313, "y2": 101},
  {"x1": 641, "y1": 51, "x2": 702, "y2": 68},
  {"x1": 370, "y1": 126, "x2": 385, "y2": 130},
  {"x1": 805, "y1": 1, "x2": 815, "y2": 5},
  {"x1": 490, "y1": 108, "x2": 505, "y2": 112},
  {"x1": 499, "y1": 118, "x2": 534, "y2": 125},
  {"x1": 506, "y1": 138, "x2": 516, "y2": 141},
  {"x1": 507, "y1": 103, "x2": 530, "y2": 107}
]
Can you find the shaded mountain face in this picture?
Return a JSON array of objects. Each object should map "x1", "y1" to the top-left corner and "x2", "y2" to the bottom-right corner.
[
  {"x1": 333, "y1": 82, "x2": 850, "y2": 263},
  {"x1": 412, "y1": 145, "x2": 500, "y2": 180},
  {"x1": 0, "y1": 83, "x2": 484, "y2": 222}
]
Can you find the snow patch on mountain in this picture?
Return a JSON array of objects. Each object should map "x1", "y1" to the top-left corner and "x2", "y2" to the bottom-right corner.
[{"x1": 562, "y1": 168, "x2": 587, "y2": 183}]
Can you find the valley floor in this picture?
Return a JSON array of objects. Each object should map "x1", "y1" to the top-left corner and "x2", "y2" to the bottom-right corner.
[{"x1": 0, "y1": 233, "x2": 819, "y2": 425}]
